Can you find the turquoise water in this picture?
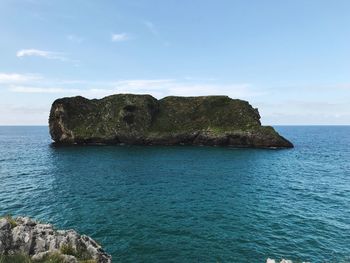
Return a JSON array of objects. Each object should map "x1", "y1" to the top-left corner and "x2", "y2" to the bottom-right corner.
[{"x1": 0, "y1": 126, "x2": 350, "y2": 262}]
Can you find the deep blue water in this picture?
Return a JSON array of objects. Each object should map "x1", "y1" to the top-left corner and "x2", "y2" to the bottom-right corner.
[{"x1": 0, "y1": 126, "x2": 350, "y2": 263}]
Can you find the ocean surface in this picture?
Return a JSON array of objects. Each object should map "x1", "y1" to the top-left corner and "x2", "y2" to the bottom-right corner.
[{"x1": 0, "y1": 126, "x2": 350, "y2": 263}]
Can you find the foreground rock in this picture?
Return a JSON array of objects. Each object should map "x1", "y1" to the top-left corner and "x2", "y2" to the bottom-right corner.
[
  {"x1": 0, "y1": 216, "x2": 111, "y2": 263},
  {"x1": 49, "y1": 94, "x2": 293, "y2": 148}
]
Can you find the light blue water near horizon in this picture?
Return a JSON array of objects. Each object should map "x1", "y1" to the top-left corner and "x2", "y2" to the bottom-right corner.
[{"x1": 0, "y1": 126, "x2": 350, "y2": 263}]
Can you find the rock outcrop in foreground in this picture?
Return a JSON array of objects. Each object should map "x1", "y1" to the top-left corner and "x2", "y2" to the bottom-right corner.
[
  {"x1": 0, "y1": 216, "x2": 111, "y2": 263},
  {"x1": 49, "y1": 94, "x2": 293, "y2": 148}
]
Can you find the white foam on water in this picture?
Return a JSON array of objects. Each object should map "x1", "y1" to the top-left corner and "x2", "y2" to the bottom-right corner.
[{"x1": 266, "y1": 259, "x2": 310, "y2": 263}]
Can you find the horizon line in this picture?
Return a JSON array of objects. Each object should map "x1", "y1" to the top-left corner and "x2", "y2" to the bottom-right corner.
[{"x1": 1, "y1": 124, "x2": 349, "y2": 127}]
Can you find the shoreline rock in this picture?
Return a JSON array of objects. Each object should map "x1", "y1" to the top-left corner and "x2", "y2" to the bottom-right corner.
[
  {"x1": 49, "y1": 94, "x2": 293, "y2": 148},
  {"x1": 0, "y1": 216, "x2": 112, "y2": 263}
]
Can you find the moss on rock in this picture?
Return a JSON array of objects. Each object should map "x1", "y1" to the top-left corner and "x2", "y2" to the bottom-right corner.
[{"x1": 49, "y1": 94, "x2": 293, "y2": 148}]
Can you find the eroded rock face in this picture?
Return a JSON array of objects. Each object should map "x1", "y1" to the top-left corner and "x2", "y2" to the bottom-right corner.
[
  {"x1": 0, "y1": 216, "x2": 111, "y2": 263},
  {"x1": 49, "y1": 94, "x2": 293, "y2": 148}
]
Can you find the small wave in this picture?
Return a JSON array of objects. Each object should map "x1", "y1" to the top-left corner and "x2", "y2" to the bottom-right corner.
[{"x1": 266, "y1": 259, "x2": 310, "y2": 263}]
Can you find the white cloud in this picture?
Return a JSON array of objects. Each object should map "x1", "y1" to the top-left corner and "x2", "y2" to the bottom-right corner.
[
  {"x1": 3, "y1": 73, "x2": 257, "y2": 99},
  {"x1": 111, "y1": 33, "x2": 129, "y2": 42},
  {"x1": 1, "y1": 72, "x2": 350, "y2": 125},
  {"x1": 16, "y1": 49, "x2": 70, "y2": 62},
  {"x1": 0, "y1": 73, "x2": 41, "y2": 83},
  {"x1": 164, "y1": 83, "x2": 257, "y2": 98},
  {"x1": 82, "y1": 80, "x2": 258, "y2": 100},
  {"x1": 108, "y1": 79, "x2": 256, "y2": 99}
]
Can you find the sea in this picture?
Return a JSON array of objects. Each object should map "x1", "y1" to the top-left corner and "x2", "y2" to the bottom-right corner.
[{"x1": 0, "y1": 126, "x2": 349, "y2": 263}]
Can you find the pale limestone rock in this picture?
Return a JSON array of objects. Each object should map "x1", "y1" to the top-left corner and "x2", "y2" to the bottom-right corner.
[{"x1": 0, "y1": 216, "x2": 111, "y2": 263}]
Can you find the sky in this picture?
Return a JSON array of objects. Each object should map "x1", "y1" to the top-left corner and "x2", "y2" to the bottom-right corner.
[{"x1": 0, "y1": 0, "x2": 349, "y2": 125}]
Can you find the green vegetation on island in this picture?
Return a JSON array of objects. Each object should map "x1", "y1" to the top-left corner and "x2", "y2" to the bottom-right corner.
[{"x1": 49, "y1": 94, "x2": 293, "y2": 148}]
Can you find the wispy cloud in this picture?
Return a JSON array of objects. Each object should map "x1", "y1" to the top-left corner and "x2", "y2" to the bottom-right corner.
[
  {"x1": 0, "y1": 103, "x2": 49, "y2": 125},
  {"x1": 114, "y1": 79, "x2": 174, "y2": 87},
  {"x1": 16, "y1": 49, "x2": 70, "y2": 61},
  {"x1": 111, "y1": 33, "x2": 129, "y2": 42},
  {"x1": 9, "y1": 86, "x2": 81, "y2": 94},
  {"x1": 0, "y1": 73, "x2": 41, "y2": 83},
  {"x1": 67, "y1": 34, "x2": 84, "y2": 43},
  {"x1": 102, "y1": 80, "x2": 256, "y2": 99},
  {"x1": 143, "y1": 21, "x2": 158, "y2": 36},
  {"x1": 2, "y1": 72, "x2": 350, "y2": 125},
  {"x1": 1, "y1": 72, "x2": 257, "y2": 100},
  {"x1": 143, "y1": 20, "x2": 169, "y2": 46},
  {"x1": 16, "y1": 49, "x2": 80, "y2": 65},
  {"x1": 257, "y1": 101, "x2": 350, "y2": 125},
  {"x1": 84, "y1": 80, "x2": 257, "y2": 99}
]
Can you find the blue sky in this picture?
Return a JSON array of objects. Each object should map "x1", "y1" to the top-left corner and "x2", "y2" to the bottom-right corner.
[{"x1": 0, "y1": 0, "x2": 349, "y2": 125}]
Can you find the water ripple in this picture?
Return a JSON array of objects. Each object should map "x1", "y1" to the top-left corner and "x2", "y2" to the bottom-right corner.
[{"x1": 0, "y1": 126, "x2": 350, "y2": 262}]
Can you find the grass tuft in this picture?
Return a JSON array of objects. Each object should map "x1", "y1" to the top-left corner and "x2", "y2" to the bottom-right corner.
[
  {"x1": 0, "y1": 254, "x2": 31, "y2": 263},
  {"x1": 0, "y1": 253, "x2": 97, "y2": 263},
  {"x1": 60, "y1": 243, "x2": 76, "y2": 257},
  {"x1": 0, "y1": 215, "x2": 17, "y2": 228},
  {"x1": 60, "y1": 243, "x2": 94, "y2": 262}
]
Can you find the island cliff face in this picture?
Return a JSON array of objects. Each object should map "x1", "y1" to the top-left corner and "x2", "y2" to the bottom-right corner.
[{"x1": 49, "y1": 94, "x2": 293, "y2": 148}]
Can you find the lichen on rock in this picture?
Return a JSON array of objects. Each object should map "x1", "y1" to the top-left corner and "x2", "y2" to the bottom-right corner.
[{"x1": 49, "y1": 94, "x2": 293, "y2": 148}]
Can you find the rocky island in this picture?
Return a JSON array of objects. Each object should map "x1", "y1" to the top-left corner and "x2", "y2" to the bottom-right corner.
[
  {"x1": 49, "y1": 94, "x2": 293, "y2": 148},
  {"x1": 0, "y1": 216, "x2": 111, "y2": 263}
]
